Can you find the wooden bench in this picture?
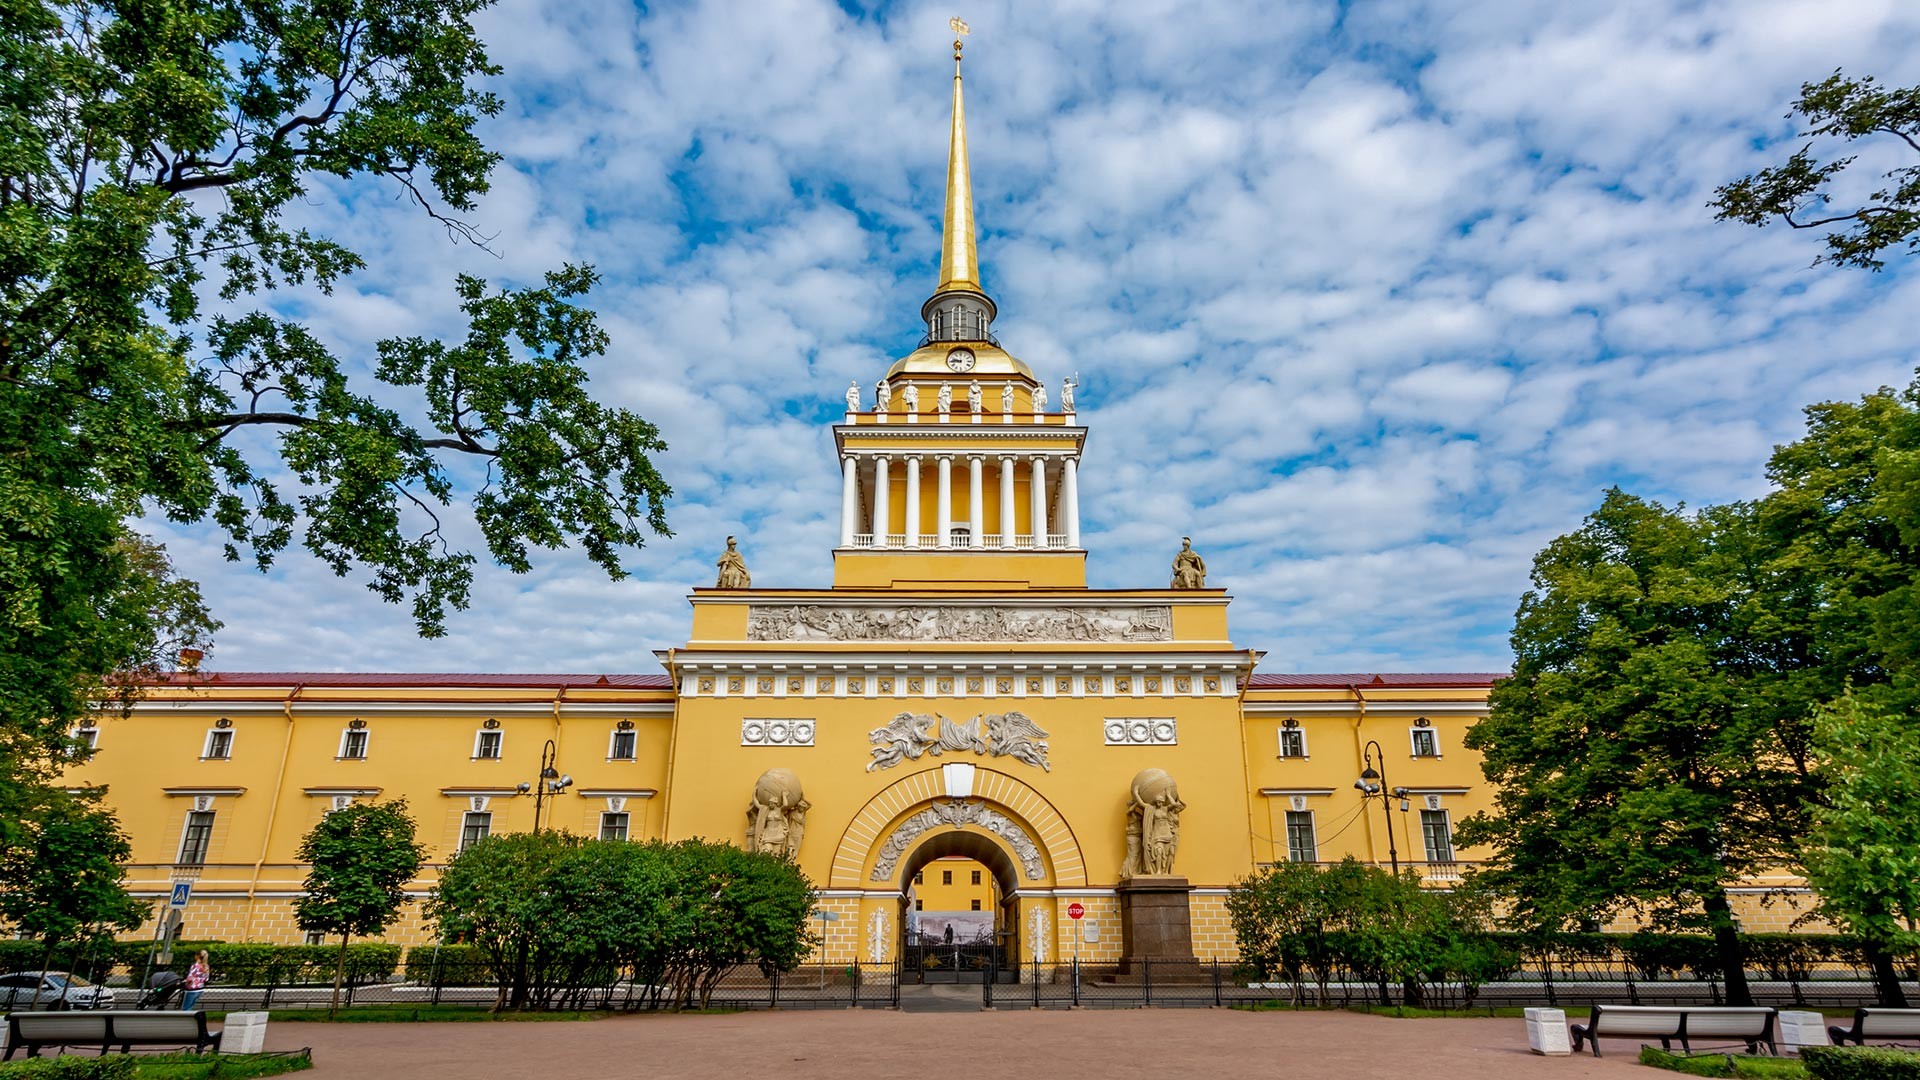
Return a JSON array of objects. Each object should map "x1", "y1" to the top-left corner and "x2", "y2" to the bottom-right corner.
[
  {"x1": 1828, "y1": 1008, "x2": 1920, "y2": 1047},
  {"x1": 3, "y1": 1010, "x2": 219, "y2": 1059},
  {"x1": 1569, "y1": 1004, "x2": 1778, "y2": 1058}
]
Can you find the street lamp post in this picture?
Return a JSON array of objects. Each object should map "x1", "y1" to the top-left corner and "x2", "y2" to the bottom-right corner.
[
  {"x1": 519, "y1": 739, "x2": 572, "y2": 832},
  {"x1": 1352, "y1": 740, "x2": 1410, "y2": 875}
]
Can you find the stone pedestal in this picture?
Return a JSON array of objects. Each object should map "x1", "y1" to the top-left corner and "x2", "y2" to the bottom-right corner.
[
  {"x1": 1117, "y1": 875, "x2": 1195, "y2": 967},
  {"x1": 1524, "y1": 1007, "x2": 1571, "y2": 1055},
  {"x1": 220, "y1": 1011, "x2": 268, "y2": 1053}
]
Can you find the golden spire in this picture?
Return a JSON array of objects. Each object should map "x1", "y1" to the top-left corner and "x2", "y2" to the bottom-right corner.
[{"x1": 936, "y1": 17, "x2": 981, "y2": 295}]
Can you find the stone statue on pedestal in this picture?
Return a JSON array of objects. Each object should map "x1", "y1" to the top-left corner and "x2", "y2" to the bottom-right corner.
[
  {"x1": 1061, "y1": 376, "x2": 1076, "y2": 413},
  {"x1": 875, "y1": 379, "x2": 890, "y2": 413},
  {"x1": 1121, "y1": 768, "x2": 1185, "y2": 878},
  {"x1": 715, "y1": 535, "x2": 751, "y2": 589},
  {"x1": 1001, "y1": 384, "x2": 1014, "y2": 417},
  {"x1": 1032, "y1": 382, "x2": 1047, "y2": 413},
  {"x1": 745, "y1": 768, "x2": 808, "y2": 858},
  {"x1": 1170, "y1": 537, "x2": 1206, "y2": 589},
  {"x1": 845, "y1": 380, "x2": 861, "y2": 413},
  {"x1": 902, "y1": 384, "x2": 919, "y2": 414},
  {"x1": 968, "y1": 380, "x2": 982, "y2": 413},
  {"x1": 937, "y1": 384, "x2": 953, "y2": 414}
]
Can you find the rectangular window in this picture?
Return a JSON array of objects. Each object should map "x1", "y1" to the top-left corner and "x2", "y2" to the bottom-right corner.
[
  {"x1": 178, "y1": 811, "x2": 214, "y2": 865},
  {"x1": 75, "y1": 727, "x2": 100, "y2": 752},
  {"x1": 473, "y1": 730, "x2": 502, "y2": 760},
  {"x1": 1410, "y1": 728, "x2": 1440, "y2": 758},
  {"x1": 1278, "y1": 728, "x2": 1307, "y2": 759},
  {"x1": 915, "y1": 898, "x2": 923, "y2": 911},
  {"x1": 1284, "y1": 810, "x2": 1318, "y2": 863},
  {"x1": 970, "y1": 899, "x2": 981, "y2": 911},
  {"x1": 600, "y1": 812, "x2": 630, "y2": 842},
  {"x1": 914, "y1": 871, "x2": 923, "y2": 885},
  {"x1": 460, "y1": 812, "x2": 492, "y2": 851},
  {"x1": 1421, "y1": 810, "x2": 1454, "y2": 863},
  {"x1": 609, "y1": 729, "x2": 637, "y2": 761},
  {"x1": 304, "y1": 931, "x2": 326, "y2": 946},
  {"x1": 942, "y1": 869, "x2": 952, "y2": 885},
  {"x1": 203, "y1": 729, "x2": 233, "y2": 760},
  {"x1": 971, "y1": 870, "x2": 981, "y2": 885},
  {"x1": 339, "y1": 729, "x2": 369, "y2": 760}
]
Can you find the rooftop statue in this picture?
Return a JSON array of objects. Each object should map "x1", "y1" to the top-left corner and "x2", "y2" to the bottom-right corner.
[
  {"x1": 1170, "y1": 537, "x2": 1206, "y2": 589},
  {"x1": 1061, "y1": 376, "x2": 1076, "y2": 413},
  {"x1": 902, "y1": 383, "x2": 919, "y2": 414},
  {"x1": 1032, "y1": 382, "x2": 1047, "y2": 413},
  {"x1": 716, "y1": 535, "x2": 751, "y2": 590},
  {"x1": 937, "y1": 384, "x2": 953, "y2": 414},
  {"x1": 845, "y1": 379, "x2": 861, "y2": 413},
  {"x1": 875, "y1": 378, "x2": 890, "y2": 412},
  {"x1": 1001, "y1": 384, "x2": 1014, "y2": 416},
  {"x1": 967, "y1": 380, "x2": 982, "y2": 413}
]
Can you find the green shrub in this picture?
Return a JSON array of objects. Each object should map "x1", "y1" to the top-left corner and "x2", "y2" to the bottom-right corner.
[
  {"x1": 0, "y1": 1056, "x2": 136, "y2": 1079},
  {"x1": 1801, "y1": 1046, "x2": 1920, "y2": 1080}
]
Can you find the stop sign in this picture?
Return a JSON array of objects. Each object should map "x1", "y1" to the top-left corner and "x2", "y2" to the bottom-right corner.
[{"x1": 1067, "y1": 902, "x2": 1085, "y2": 920}]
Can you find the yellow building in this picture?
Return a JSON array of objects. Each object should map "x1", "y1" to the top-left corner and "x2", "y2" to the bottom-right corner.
[{"x1": 64, "y1": 39, "x2": 1673, "y2": 965}]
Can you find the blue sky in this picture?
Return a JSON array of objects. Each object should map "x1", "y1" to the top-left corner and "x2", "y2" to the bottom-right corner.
[{"x1": 156, "y1": 0, "x2": 1920, "y2": 675}]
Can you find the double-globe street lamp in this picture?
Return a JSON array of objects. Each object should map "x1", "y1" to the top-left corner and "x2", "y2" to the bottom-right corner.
[
  {"x1": 1352, "y1": 739, "x2": 1411, "y2": 875},
  {"x1": 516, "y1": 738, "x2": 573, "y2": 832}
]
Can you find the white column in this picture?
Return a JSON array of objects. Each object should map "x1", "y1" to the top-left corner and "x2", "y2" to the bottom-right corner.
[
  {"x1": 998, "y1": 457, "x2": 1015, "y2": 549},
  {"x1": 1030, "y1": 456, "x2": 1048, "y2": 548},
  {"x1": 840, "y1": 455, "x2": 858, "y2": 547},
  {"x1": 968, "y1": 456, "x2": 984, "y2": 548},
  {"x1": 1063, "y1": 456, "x2": 1081, "y2": 549},
  {"x1": 904, "y1": 456, "x2": 922, "y2": 548},
  {"x1": 872, "y1": 456, "x2": 890, "y2": 541},
  {"x1": 937, "y1": 456, "x2": 953, "y2": 548}
]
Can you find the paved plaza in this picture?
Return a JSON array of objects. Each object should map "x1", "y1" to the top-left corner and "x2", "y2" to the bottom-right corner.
[{"x1": 270, "y1": 1008, "x2": 1651, "y2": 1079}]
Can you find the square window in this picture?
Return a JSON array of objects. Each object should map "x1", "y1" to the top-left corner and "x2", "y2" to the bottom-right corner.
[
  {"x1": 1284, "y1": 810, "x2": 1317, "y2": 863},
  {"x1": 339, "y1": 729, "x2": 369, "y2": 760},
  {"x1": 75, "y1": 727, "x2": 100, "y2": 751},
  {"x1": 600, "y1": 812, "x2": 630, "y2": 842},
  {"x1": 1411, "y1": 728, "x2": 1440, "y2": 758},
  {"x1": 971, "y1": 899, "x2": 981, "y2": 911},
  {"x1": 474, "y1": 731, "x2": 502, "y2": 760},
  {"x1": 609, "y1": 729, "x2": 637, "y2": 761},
  {"x1": 1278, "y1": 727, "x2": 1307, "y2": 759},
  {"x1": 178, "y1": 810, "x2": 214, "y2": 865},
  {"x1": 203, "y1": 729, "x2": 233, "y2": 760},
  {"x1": 459, "y1": 812, "x2": 492, "y2": 851}
]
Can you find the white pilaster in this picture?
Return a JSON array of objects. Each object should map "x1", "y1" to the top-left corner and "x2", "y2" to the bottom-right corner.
[
  {"x1": 1030, "y1": 456, "x2": 1048, "y2": 548},
  {"x1": 968, "y1": 456, "x2": 984, "y2": 548},
  {"x1": 937, "y1": 456, "x2": 953, "y2": 548},
  {"x1": 904, "y1": 456, "x2": 922, "y2": 548},
  {"x1": 1063, "y1": 456, "x2": 1081, "y2": 549},
  {"x1": 840, "y1": 455, "x2": 858, "y2": 547},
  {"x1": 872, "y1": 456, "x2": 890, "y2": 541},
  {"x1": 998, "y1": 457, "x2": 1015, "y2": 550}
]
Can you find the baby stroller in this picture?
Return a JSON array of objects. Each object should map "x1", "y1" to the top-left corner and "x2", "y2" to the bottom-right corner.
[{"x1": 138, "y1": 970, "x2": 183, "y2": 1009}]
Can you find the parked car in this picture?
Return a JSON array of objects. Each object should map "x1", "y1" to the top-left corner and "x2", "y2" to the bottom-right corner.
[{"x1": 0, "y1": 971, "x2": 116, "y2": 1010}]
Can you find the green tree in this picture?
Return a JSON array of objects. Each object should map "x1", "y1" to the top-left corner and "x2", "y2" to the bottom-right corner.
[
  {"x1": 1712, "y1": 71, "x2": 1920, "y2": 270},
  {"x1": 294, "y1": 799, "x2": 426, "y2": 1013},
  {"x1": 426, "y1": 830, "x2": 584, "y2": 1011},
  {"x1": 1458, "y1": 490, "x2": 1819, "y2": 1006},
  {"x1": 1, "y1": 0, "x2": 673, "y2": 808},
  {"x1": 1801, "y1": 693, "x2": 1920, "y2": 1007},
  {"x1": 0, "y1": 789, "x2": 148, "y2": 992}
]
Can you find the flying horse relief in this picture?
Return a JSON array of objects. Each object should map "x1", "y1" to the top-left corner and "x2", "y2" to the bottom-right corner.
[{"x1": 866, "y1": 711, "x2": 1052, "y2": 772}]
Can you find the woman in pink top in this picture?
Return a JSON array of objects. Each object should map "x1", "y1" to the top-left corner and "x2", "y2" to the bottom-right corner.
[{"x1": 182, "y1": 950, "x2": 210, "y2": 1010}]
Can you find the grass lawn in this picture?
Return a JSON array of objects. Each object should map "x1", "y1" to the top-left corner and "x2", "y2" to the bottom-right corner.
[
  {"x1": 1235, "y1": 1000, "x2": 1593, "y2": 1019},
  {"x1": 1637, "y1": 1047, "x2": 1808, "y2": 1078},
  {"x1": 0, "y1": 1051, "x2": 311, "y2": 1079},
  {"x1": 254, "y1": 1005, "x2": 609, "y2": 1023}
]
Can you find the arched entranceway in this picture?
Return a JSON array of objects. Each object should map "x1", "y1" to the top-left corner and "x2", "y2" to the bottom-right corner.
[{"x1": 894, "y1": 830, "x2": 1022, "y2": 984}]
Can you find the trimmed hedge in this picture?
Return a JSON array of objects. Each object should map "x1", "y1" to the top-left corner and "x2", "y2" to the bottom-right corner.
[
  {"x1": 1801, "y1": 1046, "x2": 1920, "y2": 1080},
  {"x1": 0, "y1": 1057, "x2": 135, "y2": 1079},
  {"x1": 0, "y1": 940, "x2": 402, "y2": 986},
  {"x1": 400, "y1": 943, "x2": 493, "y2": 985}
]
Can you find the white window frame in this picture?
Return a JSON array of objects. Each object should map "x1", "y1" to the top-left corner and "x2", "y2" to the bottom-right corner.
[
  {"x1": 202, "y1": 728, "x2": 234, "y2": 760},
  {"x1": 1277, "y1": 725, "x2": 1308, "y2": 759},
  {"x1": 472, "y1": 729, "x2": 503, "y2": 760},
  {"x1": 74, "y1": 726, "x2": 100, "y2": 752},
  {"x1": 338, "y1": 728, "x2": 369, "y2": 760},
  {"x1": 608, "y1": 728, "x2": 637, "y2": 761},
  {"x1": 1420, "y1": 809, "x2": 1455, "y2": 862},
  {"x1": 1284, "y1": 809, "x2": 1318, "y2": 863},
  {"x1": 1409, "y1": 726, "x2": 1441, "y2": 758},
  {"x1": 178, "y1": 809, "x2": 215, "y2": 865},
  {"x1": 459, "y1": 811, "x2": 492, "y2": 851},
  {"x1": 599, "y1": 811, "x2": 630, "y2": 841}
]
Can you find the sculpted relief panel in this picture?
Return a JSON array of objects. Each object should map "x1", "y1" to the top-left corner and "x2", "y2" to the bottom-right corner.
[
  {"x1": 867, "y1": 711, "x2": 1050, "y2": 772},
  {"x1": 746, "y1": 605, "x2": 1172, "y2": 643},
  {"x1": 869, "y1": 799, "x2": 1046, "y2": 882}
]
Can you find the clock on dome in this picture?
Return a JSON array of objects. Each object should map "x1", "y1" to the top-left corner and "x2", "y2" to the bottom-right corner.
[{"x1": 945, "y1": 347, "x2": 976, "y2": 373}]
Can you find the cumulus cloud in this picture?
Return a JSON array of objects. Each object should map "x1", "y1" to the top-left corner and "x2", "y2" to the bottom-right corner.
[{"x1": 156, "y1": 0, "x2": 1920, "y2": 675}]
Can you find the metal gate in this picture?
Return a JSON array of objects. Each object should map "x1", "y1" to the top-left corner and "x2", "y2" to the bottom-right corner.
[{"x1": 902, "y1": 940, "x2": 1003, "y2": 983}]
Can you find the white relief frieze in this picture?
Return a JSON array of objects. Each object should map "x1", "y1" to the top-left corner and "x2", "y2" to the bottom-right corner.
[
  {"x1": 869, "y1": 799, "x2": 1046, "y2": 882},
  {"x1": 867, "y1": 711, "x2": 1049, "y2": 772},
  {"x1": 1103, "y1": 718, "x2": 1178, "y2": 746},
  {"x1": 746, "y1": 604, "x2": 1172, "y2": 642},
  {"x1": 740, "y1": 719, "x2": 816, "y2": 746}
]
